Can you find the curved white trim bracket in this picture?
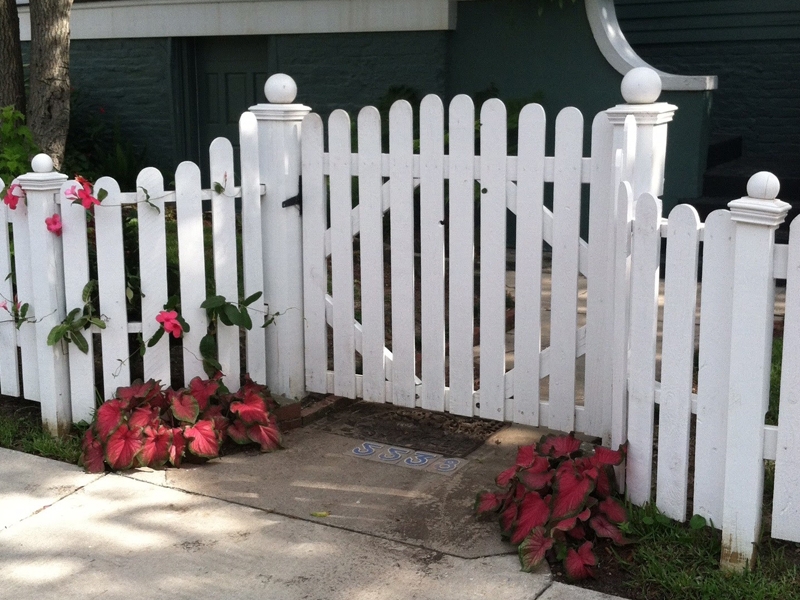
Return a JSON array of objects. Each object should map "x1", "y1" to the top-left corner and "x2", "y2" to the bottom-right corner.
[{"x1": 586, "y1": 0, "x2": 717, "y2": 91}]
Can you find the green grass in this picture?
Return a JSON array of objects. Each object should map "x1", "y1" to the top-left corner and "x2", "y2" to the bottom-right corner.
[
  {"x1": 0, "y1": 407, "x2": 85, "y2": 464},
  {"x1": 619, "y1": 503, "x2": 800, "y2": 600},
  {"x1": 767, "y1": 338, "x2": 782, "y2": 426}
]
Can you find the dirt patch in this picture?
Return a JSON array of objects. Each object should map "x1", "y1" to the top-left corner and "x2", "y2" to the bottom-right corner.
[{"x1": 310, "y1": 400, "x2": 506, "y2": 457}]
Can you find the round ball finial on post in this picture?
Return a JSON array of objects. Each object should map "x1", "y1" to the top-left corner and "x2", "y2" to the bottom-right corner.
[
  {"x1": 265, "y1": 74, "x2": 298, "y2": 104},
  {"x1": 31, "y1": 154, "x2": 54, "y2": 174},
  {"x1": 621, "y1": 67, "x2": 662, "y2": 104},
  {"x1": 747, "y1": 171, "x2": 780, "y2": 200}
]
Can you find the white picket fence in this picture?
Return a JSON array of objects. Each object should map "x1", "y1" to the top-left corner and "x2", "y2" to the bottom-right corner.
[{"x1": 1, "y1": 70, "x2": 796, "y2": 570}]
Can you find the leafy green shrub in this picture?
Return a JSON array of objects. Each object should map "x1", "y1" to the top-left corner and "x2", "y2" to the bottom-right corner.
[{"x1": 0, "y1": 106, "x2": 39, "y2": 183}]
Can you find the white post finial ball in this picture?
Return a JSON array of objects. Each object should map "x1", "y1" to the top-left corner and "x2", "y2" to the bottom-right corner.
[
  {"x1": 31, "y1": 153, "x2": 54, "y2": 173},
  {"x1": 265, "y1": 74, "x2": 298, "y2": 104},
  {"x1": 621, "y1": 67, "x2": 662, "y2": 104},
  {"x1": 747, "y1": 171, "x2": 780, "y2": 200}
]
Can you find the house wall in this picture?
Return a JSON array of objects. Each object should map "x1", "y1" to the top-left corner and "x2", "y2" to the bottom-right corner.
[{"x1": 616, "y1": 0, "x2": 800, "y2": 163}]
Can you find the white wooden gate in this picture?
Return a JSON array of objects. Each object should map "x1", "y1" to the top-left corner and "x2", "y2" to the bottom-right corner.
[{"x1": 300, "y1": 94, "x2": 647, "y2": 437}]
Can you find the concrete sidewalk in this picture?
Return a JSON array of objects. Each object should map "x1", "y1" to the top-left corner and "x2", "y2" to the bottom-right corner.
[{"x1": 0, "y1": 426, "x2": 627, "y2": 600}]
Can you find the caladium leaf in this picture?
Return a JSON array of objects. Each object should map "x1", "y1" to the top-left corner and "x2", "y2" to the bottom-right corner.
[
  {"x1": 511, "y1": 492, "x2": 551, "y2": 545},
  {"x1": 96, "y1": 399, "x2": 126, "y2": 441},
  {"x1": 495, "y1": 466, "x2": 518, "y2": 488},
  {"x1": 189, "y1": 376, "x2": 219, "y2": 411},
  {"x1": 229, "y1": 391, "x2": 268, "y2": 425},
  {"x1": 169, "y1": 391, "x2": 200, "y2": 424},
  {"x1": 169, "y1": 428, "x2": 185, "y2": 467},
  {"x1": 539, "y1": 432, "x2": 582, "y2": 458},
  {"x1": 475, "y1": 491, "x2": 504, "y2": 515},
  {"x1": 589, "y1": 515, "x2": 632, "y2": 545},
  {"x1": 518, "y1": 527, "x2": 554, "y2": 572},
  {"x1": 247, "y1": 417, "x2": 282, "y2": 452},
  {"x1": 184, "y1": 420, "x2": 220, "y2": 458},
  {"x1": 594, "y1": 466, "x2": 614, "y2": 499},
  {"x1": 500, "y1": 502, "x2": 518, "y2": 535},
  {"x1": 80, "y1": 429, "x2": 106, "y2": 473},
  {"x1": 201, "y1": 405, "x2": 228, "y2": 440},
  {"x1": 550, "y1": 466, "x2": 594, "y2": 521},
  {"x1": 518, "y1": 468, "x2": 554, "y2": 491},
  {"x1": 567, "y1": 524, "x2": 587, "y2": 540},
  {"x1": 599, "y1": 497, "x2": 628, "y2": 524},
  {"x1": 516, "y1": 445, "x2": 537, "y2": 468},
  {"x1": 105, "y1": 424, "x2": 143, "y2": 470},
  {"x1": 564, "y1": 541, "x2": 597, "y2": 580},
  {"x1": 551, "y1": 516, "x2": 578, "y2": 533},
  {"x1": 227, "y1": 419, "x2": 250, "y2": 444},
  {"x1": 592, "y1": 444, "x2": 626, "y2": 467},
  {"x1": 128, "y1": 405, "x2": 160, "y2": 430},
  {"x1": 139, "y1": 425, "x2": 172, "y2": 468},
  {"x1": 116, "y1": 379, "x2": 161, "y2": 408}
]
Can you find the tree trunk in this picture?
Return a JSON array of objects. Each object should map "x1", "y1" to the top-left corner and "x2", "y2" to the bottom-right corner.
[
  {"x1": 0, "y1": 0, "x2": 26, "y2": 113},
  {"x1": 28, "y1": 0, "x2": 73, "y2": 170}
]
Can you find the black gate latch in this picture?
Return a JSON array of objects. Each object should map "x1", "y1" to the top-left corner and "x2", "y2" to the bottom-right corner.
[{"x1": 282, "y1": 177, "x2": 302, "y2": 215}]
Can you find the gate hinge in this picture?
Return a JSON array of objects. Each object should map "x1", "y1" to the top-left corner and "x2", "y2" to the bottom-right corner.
[{"x1": 282, "y1": 177, "x2": 302, "y2": 215}]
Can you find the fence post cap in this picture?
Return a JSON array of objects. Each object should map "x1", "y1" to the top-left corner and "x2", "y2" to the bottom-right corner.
[
  {"x1": 621, "y1": 67, "x2": 662, "y2": 104},
  {"x1": 747, "y1": 171, "x2": 780, "y2": 200},
  {"x1": 31, "y1": 154, "x2": 54, "y2": 173},
  {"x1": 265, "y1": 74, "x2": 297, "y2": 104}
]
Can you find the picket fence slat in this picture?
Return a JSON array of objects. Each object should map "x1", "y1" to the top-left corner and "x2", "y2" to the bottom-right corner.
[
  {"x1": 389, "y1": 100, "x2": 417, "y2": 408},
  {"x1": 301, "y1": 113, "x2": 328, "y2": 394},
  {"x1": 512, "y1": 103, "x2": 546, "y2": 426},
  {"x1": 656, "y1": 203, "x2": 701, "y2": 522},
  {"x1": 60, "y1": 181, "x2": 93, "y2": 420},
  {"x1": 447, "y1": 95, "x2": 476, "y2": 417},
  {"x1": 239, "y1": 112, "x2": 266, "y2": 385},
  {"x1": 329, "y1": 110, "x2": 357, "y2": 398},
  {"x1": 94, "y1": 178, "x2": 130, "y2": 398},
  {"x1": 693, "y1": 209, "x2": 735, "y2": 527},
  {"x1": 357, "y1": 107, "x2": 387, "y2": 404},
  {"x1": 420, "y1": 95, "x2": 446, "y2": 412},
  {"x1": 136, "y1": 168, "x2": 171, "y2": 386},
  {"x1": 773, "y1": 215, "x2": 800, "y2": 542},
  {"x1": 478, "y1": 99, "x2": 508, "y2": 421},
  {"x1": 584, "y1": 113, "x2": 615, "y2": 439},
  {"x1": 210, "y1": 138, "x2": 240, "y2": 391},
  {"x1": 626, "y1": 192, "x2": 661, "y2": 506},
  {"x1": 548, "y1": 107, "x2": 584, "y2": 432},
  {"x1": 0, "y1": 188, "x2": 20, "y2": 397},
  {"x1": 175, "y1": 162, "x2": 209, "y2": 384},
  {"x1": 11, "y1": 198, "x2": 38, "y2": 400}
]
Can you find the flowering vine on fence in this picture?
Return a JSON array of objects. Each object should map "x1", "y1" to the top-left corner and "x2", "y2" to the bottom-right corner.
[
  {"x1": 65, "y1": 175, "x2": 106, "y2": 210},
  {"x1": 3, "y1": 182, "x2": 23, "y2": 210}
]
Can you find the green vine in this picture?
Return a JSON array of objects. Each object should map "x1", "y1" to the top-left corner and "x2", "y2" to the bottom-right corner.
[
  {"x1": 46, "y1": 280, "x2": 106, "y2": 352},
  {"x1": 199, "y1": 292, "x2": 262, "y2": 376}
]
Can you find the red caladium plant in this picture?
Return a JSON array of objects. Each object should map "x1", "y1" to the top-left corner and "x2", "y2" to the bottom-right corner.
[
  {"x1": 475, "y1": 432, "x2": 631, "y2": 580},
  {"x1": 79, "y1": 375, "x2": 282, "y2": 473}
]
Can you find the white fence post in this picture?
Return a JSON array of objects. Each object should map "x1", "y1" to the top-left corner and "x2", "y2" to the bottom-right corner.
[
  {"x1": 586, "y1": 68, "x2": 677, "y2": 445},
  {"x1": 721, "y1": 172, "x2": 790, "y2": 571},
  {"x1": 16, "y1": 155, "x2": 70, "y2": 436},
  {"x1": 248, "y1": 74, "x2": 311, "y2": 399}
]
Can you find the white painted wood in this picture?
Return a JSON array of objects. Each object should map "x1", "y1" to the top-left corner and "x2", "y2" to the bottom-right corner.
[
  {"x1": 136, "y1": 168, "x2": 170, "y2": 387},
  {"x1": 478, "y1": 99, "x2": 508, "y2": 421},
  {"x1": 94, "y1": 178, "x2": 131, "y2": 398},
  {"x1": 59, "y1": 180, "x2": 94, "y2": 421},
  {"x1": 21, "y1": 172, "x2": 71, "y2": 434},
  {"x1": 548, "y1": 107, "x2": 584, "y2": 432},
  {"x1": 512, "y1": 103, "x2": 546, "y2": 426},
  {"x1": 769, "y1": 215, "x2": 800, "y2": 543},
  {"x1": 389, "y1": 100, "x2": 417, "y2": 408},
  {"x1": 239, "y1": 112, "x2": 267, "y2": 385},
  {"x1": 656, "y1": 204, "x2": 701, "y2": 522},
  {"x1": 175, "y1": 161, "x2": 209, "y2": 384},
  {"x1": 419, "y1": 95, "x2": 446, "y2": 412},
  {"x1": 0, "y1": 185, "x2": 19, "y2": 397},
  {"x1": 301, "y1": 113, "x2": 329, "y2": 394},
  {"x1": 11, "y1": 196, "x2": 38, "y2": 400},
  {"x1": 584, "y1": 113, "x2": 615, "y2": 439},
  {"x1": 693, "y1": 209, "x2": 735, "y2": 527},
  {"x1": 329, "y1": 110, "x2": 357, "y2": 398},
  {"x1": 447, "y1": 95, "x2": 476, "y2": 417},
  {"x1": 357, "y1": 106, "x2": 386, "y2": 404},
  {"x1": 626, "y1": 192, "x2": 661, "y2": 506},
  {"x1": 209, "y1": 138, "x2": 240, "y2": 390}
]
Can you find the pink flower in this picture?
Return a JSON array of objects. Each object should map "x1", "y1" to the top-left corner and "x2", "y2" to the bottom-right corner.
[
  {"x1": 3, "y1": 183, "x2": 23, "y2": 210},
  {"x1": 45, "y1": 213, "x2": 62, "y2": 236},
  {"x1": 65, "y1": 176, "x2": 101, "y2": 210},
  {"x1": 0, "y1": 301, "x2": 7, "y2": 312},
  {"x1": 156, "y1": 310, "x2": 183, "y2": 338}
]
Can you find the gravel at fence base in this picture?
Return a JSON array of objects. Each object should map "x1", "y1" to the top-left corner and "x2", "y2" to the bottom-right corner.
[{"x1": 310, "y1": 400, "x2": 507, "y2": 458}]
